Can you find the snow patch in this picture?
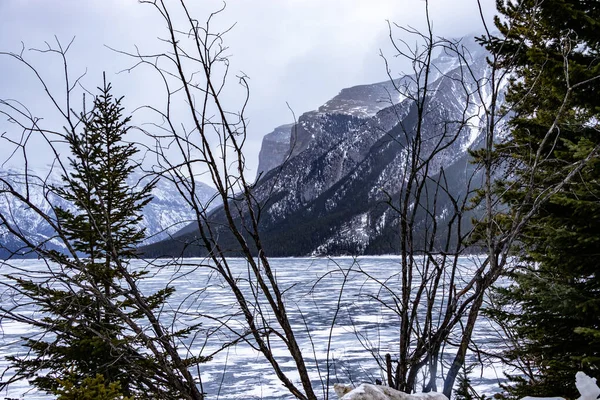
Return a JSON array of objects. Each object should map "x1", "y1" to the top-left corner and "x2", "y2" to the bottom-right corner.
[{"x1": 335, "y1": 383, "x2": 448, "y2": 400}]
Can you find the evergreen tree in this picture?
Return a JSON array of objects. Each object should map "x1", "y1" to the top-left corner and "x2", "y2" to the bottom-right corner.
[
  {"x1": 53, "y1": 374, "x2": 133, "y2": 400},
  {"x1": 454, "y1": 364, "x2": 474, "y2": 400},
  {"x1": 5, "y1": 78, "x2": 204, "y2": 398},
  {"x1": 485, "y1": 1, "x2": 600, "y2": 397}
]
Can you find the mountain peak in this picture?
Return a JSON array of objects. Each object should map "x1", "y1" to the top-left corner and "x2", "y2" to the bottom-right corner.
[{"x1": 148, "y1": 34, "x2": 494, "y2": 257}]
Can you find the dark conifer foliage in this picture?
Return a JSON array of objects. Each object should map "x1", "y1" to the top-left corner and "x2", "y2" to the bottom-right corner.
[
  {"x1": 485, "y1": 1, "x2": 600, "y2": 397},
  {"x1": 4, "y1": 78, "x2": 205, "y2": 398}
]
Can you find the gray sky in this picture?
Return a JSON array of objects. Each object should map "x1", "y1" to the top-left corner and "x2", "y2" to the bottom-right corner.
[{"x1": 0, "y1": 0, "x2": 496, "y2": 179}]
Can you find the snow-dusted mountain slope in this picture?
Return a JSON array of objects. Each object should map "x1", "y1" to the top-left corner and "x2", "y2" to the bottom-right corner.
[
  {"x1": 144, "y1": 37, "x2": 504, "y2": 257},
  {"x1": 0, "y1": 168, "x2": 218, "y2": 258}
]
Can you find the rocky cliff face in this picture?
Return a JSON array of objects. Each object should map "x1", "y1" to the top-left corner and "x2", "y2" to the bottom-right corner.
[
  {"x1": 144, "y1": 36, "x2": 501, "y2": 257},
  {"x1": 257, "y1": 123, "x2": 294, "y2": 176}
]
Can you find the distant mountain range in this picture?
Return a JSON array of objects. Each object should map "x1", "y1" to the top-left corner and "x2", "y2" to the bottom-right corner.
[
  {"x1": 143, "y1": 36, "x2": 502, "y2": 257},
  {"x1": 0, "y1": 168, "x2": 217, "y2": 258},
  {"x1": 0, "y1": 37, "x2": 501, "y2": 259}
]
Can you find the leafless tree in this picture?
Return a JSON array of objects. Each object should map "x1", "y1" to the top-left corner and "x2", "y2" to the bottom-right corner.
[
  {"x1": 114, "y1": 1, "x2": 324, "y2": 399},
  {"x1": 364, "y1": 1, "x2": 600, "y2": 398},
  {"x1": 367, "y1": 12, "x2": 508, "y2": 394},
  {"x1": 0, "y1": 2, "x2": 333, "y2": 398}
]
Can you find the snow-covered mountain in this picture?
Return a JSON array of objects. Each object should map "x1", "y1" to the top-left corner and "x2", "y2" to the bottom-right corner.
[
  {"x1": 144, "y1": 36, "x2": 505, "y2": 257},
  {"x1": 0, "y1": 167, "x2": 218, "y2": 258}
]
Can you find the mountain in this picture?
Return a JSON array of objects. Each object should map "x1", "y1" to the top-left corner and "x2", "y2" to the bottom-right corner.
[
  {"x1": 258, "y1": 123, "x2": 295, "y2": 176},
  {"x1": 0, "y1": 167, "x2": 218, "y2": 258},
  {"x1": 143, "y1": 36, "x2": 500, "y2": 257}
]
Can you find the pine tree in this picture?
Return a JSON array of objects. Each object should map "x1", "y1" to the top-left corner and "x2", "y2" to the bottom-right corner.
[
  {"x1": 455, "y1": 364, "x2": 474, "y2": 400},
  {"x1": 485, "y1": 1, "x2": 600, "y2": 397},
  {"x1": 5, "y1": 77, "x2": 204, "y2": 398},
  {"x1": 53, "y1": 374, "x2": 133, "y2": 400}
]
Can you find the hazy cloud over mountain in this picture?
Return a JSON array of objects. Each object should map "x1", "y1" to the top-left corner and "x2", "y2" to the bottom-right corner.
[{"x1": 0, "y1": 0, "x2": 495, "y2": 177}]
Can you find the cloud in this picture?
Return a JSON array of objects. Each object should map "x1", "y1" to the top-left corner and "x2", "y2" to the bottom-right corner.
[{"x1": 0, "y1": 0, "x2": 497, "y2": 176}]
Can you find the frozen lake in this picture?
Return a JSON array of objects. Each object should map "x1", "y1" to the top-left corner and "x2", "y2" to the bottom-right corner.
[{"x1": 0, "y1": 256, "x2": 507, "y2": 399}]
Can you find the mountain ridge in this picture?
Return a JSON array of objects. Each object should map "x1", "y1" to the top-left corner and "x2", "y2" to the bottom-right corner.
[
  {"x1": 0, "y1": 168, "x2": 218, "y2": 258},
  {"x1": 143, "y1": 36, "x2": 497, "y2": 257}
]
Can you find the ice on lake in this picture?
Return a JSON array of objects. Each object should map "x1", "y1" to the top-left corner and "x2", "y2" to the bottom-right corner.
[{"x1": 0, "y1": 256, "x2": 508, "y2": 399}]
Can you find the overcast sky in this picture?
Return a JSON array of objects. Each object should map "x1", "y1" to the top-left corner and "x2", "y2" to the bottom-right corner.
[{"x1": 0, "y1": 0, "x2": 496, "y2": 178}]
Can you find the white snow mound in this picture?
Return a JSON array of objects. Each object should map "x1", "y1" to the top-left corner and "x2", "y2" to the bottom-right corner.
[
  {"x1": 520, "y1": 371, "x2": 600, "y2": 400},
  {"x1": 334, "y1": 383, "x2": 448, "y2": 400},
  {"x1": 576, "y1": 371, "x2": 600, "y2": 400}
]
